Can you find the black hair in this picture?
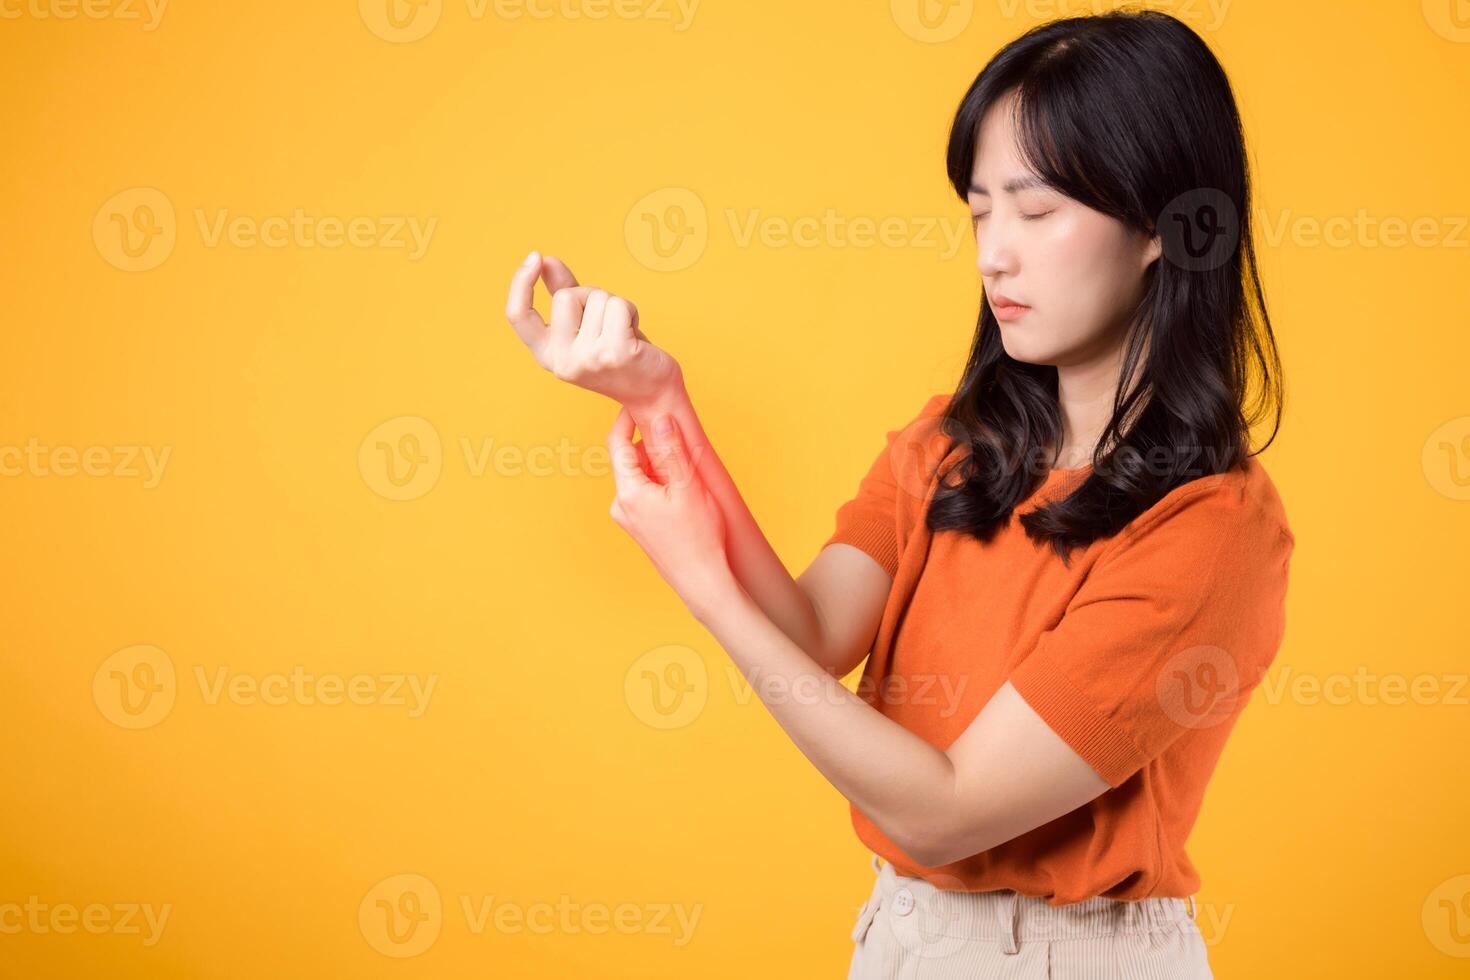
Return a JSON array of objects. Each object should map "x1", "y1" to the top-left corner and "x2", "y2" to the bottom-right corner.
[{"x1": 925, "y1": 8, "x2": 1284, "y2": 562}]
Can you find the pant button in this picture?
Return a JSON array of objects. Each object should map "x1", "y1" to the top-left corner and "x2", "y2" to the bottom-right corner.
[{"x1": 893, "y1": 888, "x2": 914, "y2": 916}]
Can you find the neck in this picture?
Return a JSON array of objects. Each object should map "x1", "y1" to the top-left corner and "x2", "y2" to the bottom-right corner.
[{"x1": 1053, "y1": 339, "x2": 1135, "y2": 469}]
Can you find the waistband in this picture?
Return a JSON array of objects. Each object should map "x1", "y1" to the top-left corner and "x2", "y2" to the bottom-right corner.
[{"x1": 863, "y1": 853, "x2": 1197, "y2": 946}]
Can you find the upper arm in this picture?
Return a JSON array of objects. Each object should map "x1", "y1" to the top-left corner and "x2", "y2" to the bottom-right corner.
[
  {"x1": 919, "y1": 480, "x2": 1293, "y2": 867},
  {"x1": 920, "y1": 681, "x2": 1109, "y2": 867},
  {"x1": 796, "y1": 543, "x2": 893, "y2": 678},
  {"x1": 809, "y1": 392, "x2": 955, "y2": 675}
]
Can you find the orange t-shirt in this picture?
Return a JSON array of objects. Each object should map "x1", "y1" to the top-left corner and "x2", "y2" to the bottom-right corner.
[{"x1": 823, "y1": 392, "x2": 1294, "y2": 904}]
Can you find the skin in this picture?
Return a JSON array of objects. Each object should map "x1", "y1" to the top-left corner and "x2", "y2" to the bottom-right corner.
[
  {"x1": 971, "y1": 89, "x2": 1161, "y2": 468},
  {"x1": 503, "y1": 91, "x2": 1163, "y2": 869}
]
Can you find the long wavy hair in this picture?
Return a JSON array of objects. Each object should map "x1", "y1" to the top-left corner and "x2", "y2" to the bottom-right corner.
[{"x1": 926, "y1": 9, "x2": 1284, "y2": 562}]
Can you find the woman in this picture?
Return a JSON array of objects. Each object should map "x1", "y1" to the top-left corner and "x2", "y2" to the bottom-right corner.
[{"x1": 503, "y1": 10, "x2": 1291, "y2": 977}]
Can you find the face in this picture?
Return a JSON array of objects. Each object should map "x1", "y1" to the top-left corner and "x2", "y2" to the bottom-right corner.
[{"x1": 967, "y1": 90, "x2": 1161, "y2": 368}]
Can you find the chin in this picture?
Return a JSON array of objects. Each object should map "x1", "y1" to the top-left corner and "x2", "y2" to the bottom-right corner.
[{"x1": 997, "y1": 329, "x2": 1063, "y2": 367}]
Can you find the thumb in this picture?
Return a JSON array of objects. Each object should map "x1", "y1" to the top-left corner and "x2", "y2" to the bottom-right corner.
[{"x1": 647, "y1": 412, "x2": 692, "y2": 489}]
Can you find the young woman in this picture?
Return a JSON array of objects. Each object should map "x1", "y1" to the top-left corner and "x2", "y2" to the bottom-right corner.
[{"x1": 504, "y1": 10, "x2": 1291, "y2": 977}]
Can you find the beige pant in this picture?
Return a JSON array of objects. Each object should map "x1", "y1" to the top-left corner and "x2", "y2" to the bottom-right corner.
[{"x1": 847, "y1": 855, "x2": 1213, "y2": 979}]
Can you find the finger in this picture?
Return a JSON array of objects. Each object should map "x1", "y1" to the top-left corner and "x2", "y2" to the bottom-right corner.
[
  {"x1": 601, "y1": 296, "x2": 635, "y2": 346},
  {"x1": 542, "y1": 254, "x2": 580, "y2": 293},
  {"x1": 575, "y1": 289, "x2": 610, "y2": 350},
  {"x1": 647, "y1": 412, "x2": 692, "y2": 489},
  {"x1": 505, "y1": 250, "x2": 548, "y2": 351},
  {"x1": 608, "y1": 405, "x2": 653, "y2": 494},
  {"x1": 549, "y1": 285, "x2": 597, "y2": 349}
]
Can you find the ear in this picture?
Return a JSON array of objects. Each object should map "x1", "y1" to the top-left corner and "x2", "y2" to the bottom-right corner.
[{"x1": 1142, "y1": 231, "x2": 1163, "y2": 270}]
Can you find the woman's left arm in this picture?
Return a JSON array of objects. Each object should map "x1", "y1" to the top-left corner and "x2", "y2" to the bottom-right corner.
[
  {"x1": 696, "y1": 572, "x2": 1111, "y2": 868},
  {"x1": 607, "y1": 408, "x2": 1110, "y2": 869}
]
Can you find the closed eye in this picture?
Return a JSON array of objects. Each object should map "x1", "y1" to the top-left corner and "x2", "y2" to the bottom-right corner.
[{"x1": 971, "y1": 211, "x2": 1053, "y2": 224}]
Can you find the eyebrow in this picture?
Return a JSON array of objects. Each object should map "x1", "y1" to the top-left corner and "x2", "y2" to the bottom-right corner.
[{"x1": 968, "y1": 175, "x2": 1050, "y2": 196}]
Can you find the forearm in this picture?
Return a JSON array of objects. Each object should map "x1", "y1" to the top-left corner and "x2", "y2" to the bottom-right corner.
[
  {"x1": 627, "y1": 376, "x2": 831, "y2": 665},
  {"x1": 692, "y1": 572, "x2": 957, "y2": 864}
]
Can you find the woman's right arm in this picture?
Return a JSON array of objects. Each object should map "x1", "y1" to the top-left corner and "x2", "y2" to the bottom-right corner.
[
  {"x1": 628, "y1": 376, "x2": 893, "y2": 680},
  {"x1": 503, "y1": 252, "x2": 890, "y2": 678}
]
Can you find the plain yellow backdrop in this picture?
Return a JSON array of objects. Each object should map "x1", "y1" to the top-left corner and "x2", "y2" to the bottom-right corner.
[{"x1": 2, "y1": 0, "x2": 1467, "y2": 976}]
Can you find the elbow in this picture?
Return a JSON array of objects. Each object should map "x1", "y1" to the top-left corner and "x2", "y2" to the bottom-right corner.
[
  {"x1": 894, "y1": 807, "x2": 997, "y2": 869},
  {"x1": 891, "y1": 817, "x2": 962, "y2": 870},
  {"x1": 897, "y1": 836, "x2": 955, "y2": 871}
]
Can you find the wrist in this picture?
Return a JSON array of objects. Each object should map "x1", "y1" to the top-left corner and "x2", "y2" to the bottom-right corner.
[
  {"x1": 688, "y1": 561, "x2": 744, "y2": 626},
  {"x1": 625, "y1": 369, "x2": 688, "y2": 418}
]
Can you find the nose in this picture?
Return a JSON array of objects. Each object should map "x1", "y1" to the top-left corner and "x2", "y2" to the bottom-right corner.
[{"x1": 975, "y1": 216, "x2": 1020, "y2": 279}]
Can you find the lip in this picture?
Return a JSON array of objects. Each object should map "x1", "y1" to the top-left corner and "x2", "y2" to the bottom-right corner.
[{"x1": 988, "y1": 291, "x2": 1032, "y2": 321}]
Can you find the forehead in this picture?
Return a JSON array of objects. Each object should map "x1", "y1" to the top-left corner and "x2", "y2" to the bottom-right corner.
[{"x1": 969, "y1": 95, "x2": 1032, "y2": 187}]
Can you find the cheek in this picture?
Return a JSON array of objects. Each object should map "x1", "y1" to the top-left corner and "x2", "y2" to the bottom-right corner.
[{"x1": 1038, "y1": 217, "x2": 1143, "y2": 315}]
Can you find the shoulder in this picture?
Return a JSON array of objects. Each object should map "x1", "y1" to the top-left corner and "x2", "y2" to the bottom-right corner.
[
  {"x1": 919, "y1": 392, "x2": 954, "y2": 419},
  {"x1": 1102, "y1": 454, "x2": 1293, "y2": 565}
]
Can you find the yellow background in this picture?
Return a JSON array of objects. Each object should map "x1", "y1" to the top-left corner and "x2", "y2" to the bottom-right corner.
[{"x1": 2, "y1": 0, "x2": 1467, "y2": 976}]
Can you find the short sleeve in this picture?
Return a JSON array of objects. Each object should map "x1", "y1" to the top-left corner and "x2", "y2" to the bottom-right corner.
[
  {"x1": 1005, "y1": 476, "x2": 1294, "y2": 788},
  {"x1": 822, "y1": 393, "x2": 952, "y2": 578}
]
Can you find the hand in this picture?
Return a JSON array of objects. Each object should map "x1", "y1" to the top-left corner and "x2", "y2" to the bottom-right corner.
[
  {"x1": 607, "y1": 405, "x2": 732, "y2": 618},
  {"x1": 505, "y1": 252, "x2": 683, "y2": 411}
]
